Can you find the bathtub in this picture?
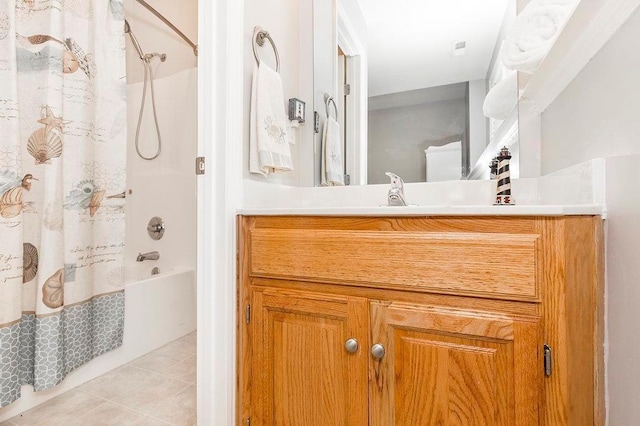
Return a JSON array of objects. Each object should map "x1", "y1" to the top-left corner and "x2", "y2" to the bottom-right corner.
[
  {"x1": 122, "y1": 267, "x2": 197, "y2": 353},
  {"x1": 0, "y1": 268, "x2": 196, "y2": 422}
]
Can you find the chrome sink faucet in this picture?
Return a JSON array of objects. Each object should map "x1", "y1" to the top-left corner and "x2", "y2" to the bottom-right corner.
[{"x1": 385, "y1": 172, "x2": 408, "y2": 206}]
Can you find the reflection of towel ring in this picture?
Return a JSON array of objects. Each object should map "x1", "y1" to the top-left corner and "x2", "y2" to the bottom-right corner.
[
  {"x1": 325, "y1": 94, "x2": 338, "y2": 120},
  {"x1": 252, "y1": 26, "x2": 280, "y2": 72}
]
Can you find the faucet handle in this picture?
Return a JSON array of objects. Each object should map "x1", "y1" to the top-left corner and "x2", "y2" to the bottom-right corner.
[{"x1": 385, "y1": 172, "x2": 405, "y2": 190}]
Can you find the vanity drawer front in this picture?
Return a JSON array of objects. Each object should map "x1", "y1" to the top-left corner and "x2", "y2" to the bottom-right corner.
[{"x1": 249, "y1": 228, "x2": 540, "y2": 301}]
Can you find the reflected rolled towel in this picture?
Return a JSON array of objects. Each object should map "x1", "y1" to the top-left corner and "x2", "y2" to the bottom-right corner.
[
  {"x1": 483, "y1": 71, "x2": 518, "y2": 121},
  {"x1": 502, "y1": 0, "x2": 579, "y2": 74}
]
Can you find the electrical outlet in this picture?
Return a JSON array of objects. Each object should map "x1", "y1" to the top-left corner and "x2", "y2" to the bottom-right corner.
[{"x1": 288, "y1": 98, "x2": 305, "y2": 123}]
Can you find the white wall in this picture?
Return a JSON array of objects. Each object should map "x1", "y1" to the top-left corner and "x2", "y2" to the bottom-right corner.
[
  {"x1": 542, "y1": 11, "x2": 640, "y2": 174},
  {"x1": 243, "y1": 0, "x2": 314, "y2": 187},
  {"x1": 124, "y1": 0, "x2": 198, "y2": 84},
  {"x1": 541, "y1": 8, "x2": 640, "y2": 424}
]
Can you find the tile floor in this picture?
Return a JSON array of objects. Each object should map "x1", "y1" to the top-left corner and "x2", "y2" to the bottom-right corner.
[{"x1": 1, "y1": 332, "x2": 197, "y2": 426}]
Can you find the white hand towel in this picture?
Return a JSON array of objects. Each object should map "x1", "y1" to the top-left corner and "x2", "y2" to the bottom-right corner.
[
  {"x1": 249, "y1": 62, "x2": 293, "y2": 176},
  {"x1": 321, "y1": 116, "x2": 344, "y2": 186},
  {"x1": 483, "y1": 71, "x2": 518, "y2": 120},
  {"x1": 502, "y1": 0, "x2": 579, "y2": 74}
]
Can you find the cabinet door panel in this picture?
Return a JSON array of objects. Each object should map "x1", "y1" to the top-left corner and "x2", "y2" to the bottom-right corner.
[
  {"x1": 370, "y1": 302, "x2": 541, "y2": 426},
  {"x1": 251, "y1": 289, "x2": 368, "y2": 426}
]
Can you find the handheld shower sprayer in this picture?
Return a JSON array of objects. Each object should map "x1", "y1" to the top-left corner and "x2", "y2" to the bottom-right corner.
[{"x1": 124, "y1": 20, "x2": 167, "y2": 160}]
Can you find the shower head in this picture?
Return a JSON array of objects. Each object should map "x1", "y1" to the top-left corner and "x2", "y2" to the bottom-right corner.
[
  {"x1": 125, "y1": 21, "x2": 146, "y2": 61},
  {"x1": 124, "y1": 19, "x2": 167, "y2": 63}
]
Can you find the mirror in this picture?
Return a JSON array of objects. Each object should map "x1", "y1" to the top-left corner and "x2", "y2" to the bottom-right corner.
[{"x1": 313, "y1": 0, "x2": 519, "y2": 186}]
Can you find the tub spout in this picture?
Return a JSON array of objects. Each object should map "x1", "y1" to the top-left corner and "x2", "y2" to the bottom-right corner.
[{"x1": 137, "y1": 251, "x2": 160, "y2": 262}]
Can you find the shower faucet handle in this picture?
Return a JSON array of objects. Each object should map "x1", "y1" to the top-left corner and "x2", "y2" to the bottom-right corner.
[
  {"x1": 148, "y1": 222, "x2": 164, "y2": 232},
  {"x1": 147, "y1": 217, "x2": 165, "y2": 240}
]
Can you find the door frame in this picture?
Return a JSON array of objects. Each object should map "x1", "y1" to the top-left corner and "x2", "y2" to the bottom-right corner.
[
  {"x1": 337, "y1": 3, "x2": 367, "y2": 185},
  {"x1": 197, "y1": 0, "x2": 244, "y2": 424}
]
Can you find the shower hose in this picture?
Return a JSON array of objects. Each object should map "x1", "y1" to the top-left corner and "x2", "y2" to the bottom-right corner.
[{"x1": 135, "y1": 55, "x2": 163, "y2": 160}]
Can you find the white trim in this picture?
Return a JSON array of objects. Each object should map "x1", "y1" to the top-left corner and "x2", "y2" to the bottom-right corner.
[
  {"x1": 469, "y1": 105, "x2": 519, "y2": 180},
  {"x1": 517, "y1": 99, "x2": 541, "y2": 178},
  {"x1": 197, "y1": 0, "x2": 244, "y2": 424},
  {"x1": 521, "y1": 0, "x2": 640, "y2": 114},
  {"x1": 510, "y1": 0, "x2": 640, "y2": 179},
  {"x1": 337, "y1": 4, "x2": 368, "y2": 185}
]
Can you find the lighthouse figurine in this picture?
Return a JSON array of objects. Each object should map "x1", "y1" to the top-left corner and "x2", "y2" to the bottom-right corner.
[{"x1": 494, "y1": 146, "x2": 515, "y2": 205}]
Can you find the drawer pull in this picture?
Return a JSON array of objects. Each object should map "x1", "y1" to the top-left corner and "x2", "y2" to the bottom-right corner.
[
  {"x1": 371, "y1": 343, "x2": 385, "y2": 359},
  {"x1": 345, "y1": 338, "x2": 359, "y2": 353}
]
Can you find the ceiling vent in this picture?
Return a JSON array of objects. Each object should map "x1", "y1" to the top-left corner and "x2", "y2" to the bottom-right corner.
[{"x1": 453, "y1": 41, "x2": 466, "y2": 56}]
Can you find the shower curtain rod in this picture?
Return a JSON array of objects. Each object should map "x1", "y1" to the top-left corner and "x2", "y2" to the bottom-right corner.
[{"x1": 134, "y1": 0, "x2": 198, "y2": 57}]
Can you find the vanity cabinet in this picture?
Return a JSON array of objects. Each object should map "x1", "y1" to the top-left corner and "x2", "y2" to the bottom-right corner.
[{"x1": 237, "y1": 216, "x2": 604, "y2": 425}]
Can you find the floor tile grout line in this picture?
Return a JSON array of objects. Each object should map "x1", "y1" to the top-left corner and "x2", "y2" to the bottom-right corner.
[
  {"x1": 128, "y1": 357, "x2": 191, "y2": 375},
  {"x1": 139, "y1": 414, "x2": 176, "y2": 426},
  {"x1": 78, "y1": 364, "x2": 194, "y2": 402},
  {"x1": 9, "y1": 388, "x2": 112, "y2": 424},
  {"x1": 61, "y1": 390, "x2": 113, "y2": 422},
  {"x1": 129, "y1": 363, "x2": 197, "y2": 385},
  {"x1": 132, "y1": 382, "x2": 193, "y2": 425},
  {"x1": 124, "y1": 363, "x2": 196, "y2": 386},
  {"x1": 87, "y1": 394, "x2": 176, "y2": 425},
  {"x1": 128, "y1": 353, "x2": 194, "y2": 370},
  {"x1": 128, "y1": 346, "x2": 195, "y2": 364},
  {"x1": 73, "y1": 371, "x2": 192, "y2": 422}
]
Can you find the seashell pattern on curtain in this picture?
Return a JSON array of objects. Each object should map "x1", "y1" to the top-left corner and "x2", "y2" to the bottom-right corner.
[{"x1": 0, "y1": 0, "x2": 127, "y2": 408}]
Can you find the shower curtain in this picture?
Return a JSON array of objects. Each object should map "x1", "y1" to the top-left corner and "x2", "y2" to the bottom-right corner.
[{"x1": 0, "y1": 0, "x2": 126, "y2": 407}]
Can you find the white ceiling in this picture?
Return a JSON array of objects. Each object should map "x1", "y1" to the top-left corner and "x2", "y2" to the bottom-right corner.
[{"x1": 356, "y1": 0, "x2": 511, "y2": 97}]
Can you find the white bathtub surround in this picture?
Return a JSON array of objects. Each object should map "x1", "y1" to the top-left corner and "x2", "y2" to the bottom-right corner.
[
  {"x1": 0, "y1": 0, "x2": 128, "y2": 410},
  {"x1": 0, "y1": 268, "x2": 196, "y2": 422},
  {"x1": 125, "y1": 68, "x2": 197, "y2": 282}
]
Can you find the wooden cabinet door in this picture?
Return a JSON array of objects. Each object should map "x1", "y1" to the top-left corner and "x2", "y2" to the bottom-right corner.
[
  {"x1": 370, "y1": 302, "x2": 542, "y2": 426},
  {"x1": 250, "y1": 288, "x2": 369, "y2": 426}
]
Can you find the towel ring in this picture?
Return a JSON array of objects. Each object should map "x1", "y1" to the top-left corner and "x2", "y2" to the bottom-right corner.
[
  {"x1": 252, "y1": 26, "x2": 280, "y2": 72},
  {"x1": 325, "y1": 94, "x2": 338, "y2": 120}
]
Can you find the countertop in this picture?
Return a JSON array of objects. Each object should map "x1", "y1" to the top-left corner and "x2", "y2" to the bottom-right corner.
[{"x1": 238, "y1": 204, "x2": 605, "y2": 217}]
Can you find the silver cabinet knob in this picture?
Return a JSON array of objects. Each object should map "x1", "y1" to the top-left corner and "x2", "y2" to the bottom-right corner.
[
  {"x1": 371, "y1": 343, "x2": 385, "y2": 359},
  {"x1": 345, "y1": 338, "x2": 359, "y2": 354}
]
